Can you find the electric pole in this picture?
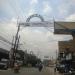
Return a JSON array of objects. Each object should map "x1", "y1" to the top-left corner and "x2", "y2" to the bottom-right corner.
[{"x1": 12, "y1": 20, "x2": 20, "y2": 67}]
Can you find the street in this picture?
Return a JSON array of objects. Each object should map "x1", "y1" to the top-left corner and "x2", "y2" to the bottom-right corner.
[{"x1": 0, "y1": 67, "x2": 63, "y2": 75}]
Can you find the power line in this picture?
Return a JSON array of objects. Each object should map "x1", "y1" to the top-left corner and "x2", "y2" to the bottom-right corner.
[{"x1": 0, "y1": 35, "x2": 13, "y2": 45}]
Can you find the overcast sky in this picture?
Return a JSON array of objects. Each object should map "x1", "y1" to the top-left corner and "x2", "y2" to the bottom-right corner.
[{"x1": 0, "y1": 0, "x2": 75, "y2": 59}]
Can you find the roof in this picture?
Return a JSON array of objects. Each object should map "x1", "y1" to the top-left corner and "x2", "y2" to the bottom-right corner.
[{"x1": 54, "y1": 22, "x2": 75, "y2": 34}]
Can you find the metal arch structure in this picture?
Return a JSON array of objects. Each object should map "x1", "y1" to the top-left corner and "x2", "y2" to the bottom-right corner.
[
  {"x1": 26, "y1": 14, "x2": 44, "y2": 22},
  {"x1": 19, "y1": 14, "x2": 53, "y2": 27}
]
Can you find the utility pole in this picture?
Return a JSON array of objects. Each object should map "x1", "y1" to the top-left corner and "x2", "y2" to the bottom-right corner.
[
  {"x1": 56, "y1": 50, "x2": 58, "y2": 64},
  {"x1": 9, "y1": 36, "x2": 14, "y2": 67},
  {"x1": 11, "y1": 36, "x2": 14, "y2": 48},
  {"x1": 12, "y1": 20, "x2": 20, "y2": 67},
  {"x1": 16, "y1": 35, "x2": 20, "y2": 50},
  {"x1": 14, "y1": 35, "x2": 20, "y2": 61}
]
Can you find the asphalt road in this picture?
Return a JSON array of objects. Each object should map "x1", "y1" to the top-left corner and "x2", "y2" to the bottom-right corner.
[{"x1": 0, "y1": 67, "x2": 63, "y2": 75}]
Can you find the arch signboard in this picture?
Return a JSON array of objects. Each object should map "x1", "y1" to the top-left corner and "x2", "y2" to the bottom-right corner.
[
  {"x1": 19, "y1": 14, "x2": 53, "y2": 27},
  {"x1": 26, "y1": 14, "x2": 44, "y2": 22}
]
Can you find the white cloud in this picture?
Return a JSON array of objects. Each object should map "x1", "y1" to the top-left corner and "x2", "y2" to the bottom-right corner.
[
  {"x1": 43, "y1": 1, "x2": 52, "y2": 14},
  {"x1": 0, "y1": 19, "x2": 17, "y2": 50},
  {"x1": 65, "y1": 14, "x2": 75, "y2": 21},
  {"x1": 11, "y1": 17, "x2": 17, "y2": 23},
  {"x1": 58, "y1": 5, "x2": 68, "y2": 16},
  {"x1": 70, "y1": 0, "x2": 75, "y2": 4},
  {"x1": 27, "y1": 9, "x2": 36, "y2": 16},
  {"x1": 30, "y1": 0, "x2": 38, "y2": 5}
]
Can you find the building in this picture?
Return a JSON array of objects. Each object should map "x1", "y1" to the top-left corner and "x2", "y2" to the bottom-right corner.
[
  {"x1": 0, "y1": 48, "x2": 9, "y2": 60},
  {"x1": 54, "y1": 22, "x2": 75, "y2": 70},
  {"x1": 54, "y1": 22, "x2": 75, "y2": 52}
]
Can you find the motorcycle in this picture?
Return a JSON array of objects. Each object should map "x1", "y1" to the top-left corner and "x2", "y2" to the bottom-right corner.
[{"x1": 64, "y1": 68, "x2": 75, "y2": 75}]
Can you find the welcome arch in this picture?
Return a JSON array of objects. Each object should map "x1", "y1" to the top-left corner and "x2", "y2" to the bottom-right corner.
[{"x1": 26, "y1": 14, "x2": 44, "y2": 22}]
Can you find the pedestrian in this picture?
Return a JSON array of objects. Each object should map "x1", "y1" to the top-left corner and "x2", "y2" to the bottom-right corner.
[{"x1": 54, "y1": 67, "x2": 56, "y2": 72}]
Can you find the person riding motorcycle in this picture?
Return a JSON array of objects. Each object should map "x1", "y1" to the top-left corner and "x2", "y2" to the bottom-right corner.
[
  {"x1": 14, "y1": 63, "x2": 20, "y2": 73},
  {"x1": 38, "y1": 62, "x2": 43, "y2": 72}
]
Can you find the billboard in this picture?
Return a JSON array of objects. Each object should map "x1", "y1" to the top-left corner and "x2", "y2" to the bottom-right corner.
[
  {"x1": 58, "y1": 40, "x2": 73, "y2": 52},
  {"x1": 54, "y1": 22, "x2": 75, "y2": 34}
]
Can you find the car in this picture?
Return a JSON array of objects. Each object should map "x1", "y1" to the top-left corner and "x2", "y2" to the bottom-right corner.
[
  {"x1": 0, "y1": 59, "x2": 9, "y2": 70},
  {"x1": 0, "y1": 62, "x2": 8, "y2": 70}
]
